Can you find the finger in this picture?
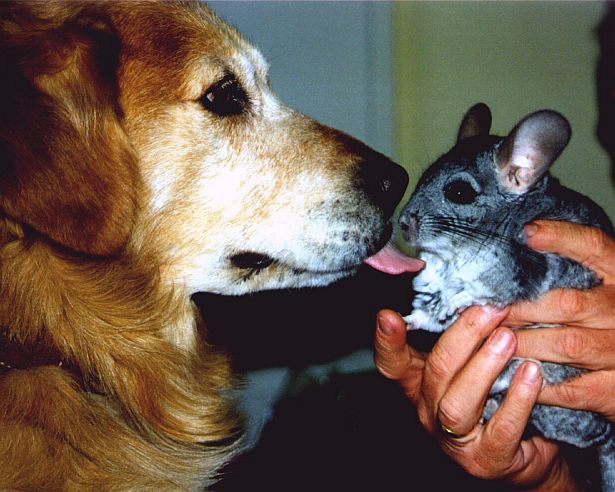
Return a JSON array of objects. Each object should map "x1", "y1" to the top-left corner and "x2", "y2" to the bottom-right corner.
[
  {"x1": 420, "y1": 305, "x2": 509, "y2": 431},
  {"x1": 515, "y1": 326, "x2": 615, "y2": 370},
  {"x1": 505, "y1": 284, "x2": 615, "y2": 328},
  {"x1": 482, "y1": 361, "x2": 543, "y2": 457},
  {"x1": 446, "y1": 362, "x2": 546, "y2": 482},
  {"x1": 537, "y1": 369, "x2": 615, "y2": 421},
  {"x1": 525, "y1": 220, "x2": 615, "y2": 281},
  {"x1": 374, "y1": 309, "x2": 425, "y2": 402},
  {"x1": 437, "y1": 327, "x2": 516, "y2": 437},
  {"x1": 443, "y1": 436, "x2": 563, "y2": 486}
]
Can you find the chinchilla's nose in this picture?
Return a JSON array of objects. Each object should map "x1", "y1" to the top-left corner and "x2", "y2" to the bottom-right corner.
[
  {"x1": 399, "y1": 212, "x2": 418, "y2": 243},
  {"x1": 358, "y1": 154, "x2": 409, "y2": 217}
]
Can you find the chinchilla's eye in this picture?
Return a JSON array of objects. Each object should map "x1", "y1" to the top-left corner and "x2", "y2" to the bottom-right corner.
[{"x1": 443, "y1": 179, "x2": 478, "y2": 205}]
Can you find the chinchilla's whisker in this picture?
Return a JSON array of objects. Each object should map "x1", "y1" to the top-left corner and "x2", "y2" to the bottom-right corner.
[{"x1": 422, "y1": 215, "x2": 550, "y2": 271}]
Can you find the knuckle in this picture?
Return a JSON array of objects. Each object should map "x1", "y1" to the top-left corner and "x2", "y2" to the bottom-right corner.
[
  {"x1": 552, "y1": 379, "x2": 582, "y2": 405},
  {"x1": 557, "y1": 289, "x2": 585, "y2": 320},
  {"x1": 373, "y1": 351, "x2": 392, "y2": 376},
  {"x1": 463, "y1": 308, "x2": 490, "y2": 338},
  {"x1": 485, "y1": 414, "x2": 519, "y2": 445},
  {"x1": 437, "y1": 397, "x2": 466, "y2": 431},
  {"x1": 374, "y1": 331, "x2": 395, "y2": 359},
  {"x1": 374, "y1": 343, "x2": 410, "y2": 381},
  {"x1": 374, "y1": 354, "x2": 398, "y2": 379},
  {"x1": 585, "y1": 372, "x2": 613, "y2": 413},
  {"x1": 560, "y1": 328, "x2": 589, "y2": 361},
  {"x1": 587, "y1": 227, "x2": 609, "y2": 258},
  {"x1": 425, "y1": 346, "x2": 454, "y2": 381}
]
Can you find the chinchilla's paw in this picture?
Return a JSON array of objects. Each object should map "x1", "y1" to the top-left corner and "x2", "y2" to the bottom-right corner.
[{"x1": 404, "y1": 311, "x2": 446, "y2": 332}]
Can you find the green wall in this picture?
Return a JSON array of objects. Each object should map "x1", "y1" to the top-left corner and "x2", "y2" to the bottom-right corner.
[{"x1": 394, "y1": 1, "x2": 615, "y2": 222}]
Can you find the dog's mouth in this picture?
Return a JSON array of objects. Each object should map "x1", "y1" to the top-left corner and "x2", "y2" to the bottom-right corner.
[
  {"x1": 229, "y1": 251, "x2": 358, "y2": 276},
  {"x1": 230, "y1": 252, "x2": 276, "y2": 270},
  {"x1": 229, "y1": 225, "x2": 424, "y2": 277}
]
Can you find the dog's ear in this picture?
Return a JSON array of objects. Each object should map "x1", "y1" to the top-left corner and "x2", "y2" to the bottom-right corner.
[{"x1": 0, "y1": 5, "x2": 139, "y2": 256}]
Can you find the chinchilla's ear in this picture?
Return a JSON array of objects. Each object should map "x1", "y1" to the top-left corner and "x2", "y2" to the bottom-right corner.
[
  {"x1": 496, "y1": 110, "x2": 571, "y2": 195},
  {"x1": 457, "y1": 103, "x2": 492, "y2": 142}
]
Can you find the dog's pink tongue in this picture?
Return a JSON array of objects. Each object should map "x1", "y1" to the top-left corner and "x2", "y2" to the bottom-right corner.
[{"x1": 365, "y1": 243, "x2": 424, "y2": 275}]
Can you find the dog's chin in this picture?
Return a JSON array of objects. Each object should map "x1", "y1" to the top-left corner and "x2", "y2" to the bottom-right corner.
[
  {"x1": 221, "y1": 223, "x2": 394, "y2": 295},
  {"x1": 224, "y1": 263, "x2": 357, "y2": 295}
]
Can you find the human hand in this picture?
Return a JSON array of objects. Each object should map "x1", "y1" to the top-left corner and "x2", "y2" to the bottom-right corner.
[
  {"x1": 506, "y1": 220, "x2": 615, "y2": 421},
  {"x1": 374, "y1": 307, "x2": 578, "y2": 489}
]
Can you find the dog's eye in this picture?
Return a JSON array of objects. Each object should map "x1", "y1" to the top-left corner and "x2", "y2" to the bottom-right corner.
[
  {"x1": 443, "y1": 179, "x2": 478, "y2": 205},
  {"x1": 201, "y1": 75, "x2": 247, "y2": 116}
]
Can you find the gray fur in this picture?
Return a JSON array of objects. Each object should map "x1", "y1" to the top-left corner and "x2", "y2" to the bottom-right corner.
[{"x1": 399, "y1": 103, "x2": 615, "y2": 490}]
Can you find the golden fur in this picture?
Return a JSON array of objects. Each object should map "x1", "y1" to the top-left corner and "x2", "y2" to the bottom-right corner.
[{"x1": 0, "y1": 1, "x2": 406, "y2": 490}]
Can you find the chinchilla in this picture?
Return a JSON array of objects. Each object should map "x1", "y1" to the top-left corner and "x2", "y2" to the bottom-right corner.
[{"x1": 399, "y1": 103, "x2": 615, "y2": 490}]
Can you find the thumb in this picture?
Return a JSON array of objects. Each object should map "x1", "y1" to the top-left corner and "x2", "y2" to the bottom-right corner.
[{"x1": 374, "y1": 309, "x2": 424, "y2": 402}]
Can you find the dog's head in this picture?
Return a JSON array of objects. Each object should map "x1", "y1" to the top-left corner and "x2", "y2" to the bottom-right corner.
[{"x1": 0, "y1": 1, "x2": 408, "y2": 296}]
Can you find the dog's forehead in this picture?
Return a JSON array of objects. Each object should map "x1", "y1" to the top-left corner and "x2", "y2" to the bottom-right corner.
[
  {"x1": 113, "y1": 2, "x2": 237, "y2": 46},
  {"x1": 111, "y1": 2, "x2": 268, "y2": 99}
]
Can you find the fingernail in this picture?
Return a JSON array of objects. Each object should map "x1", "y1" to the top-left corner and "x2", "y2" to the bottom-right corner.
[
  {"x1": 524, "y1": 223, "x2": 539, "y2": 238},
  {"x1": 482, "y1": 304, "x2": 506, "y2": 315},
  {"x1": 487, "y1": 328, "x2": 513, "y2": 354},
  {"x1": 377, "y1": 315, "x2": 394, "y2": 336},
  {"x1": 521, "y1": 361, "x2": 541, "y2": 383}
]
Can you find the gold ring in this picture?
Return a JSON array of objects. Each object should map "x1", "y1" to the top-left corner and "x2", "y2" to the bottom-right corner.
[{"x1": 439, "y1": 421, "x2": 467, "y2": 440}]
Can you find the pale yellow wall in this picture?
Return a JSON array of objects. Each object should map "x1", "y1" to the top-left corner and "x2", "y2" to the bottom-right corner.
[{"x1": 394, "y1": 1, "x2": 615, "y2": 222}]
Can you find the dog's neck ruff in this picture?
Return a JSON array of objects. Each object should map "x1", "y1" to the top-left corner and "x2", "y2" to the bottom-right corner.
[{"x1": 0, "y1": 331, "x2": 66, "y2": 374}]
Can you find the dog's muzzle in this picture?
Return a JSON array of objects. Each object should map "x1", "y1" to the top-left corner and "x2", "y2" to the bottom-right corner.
[{"x1": 358, "y1": 154, "x2": 409, "y2": 217}]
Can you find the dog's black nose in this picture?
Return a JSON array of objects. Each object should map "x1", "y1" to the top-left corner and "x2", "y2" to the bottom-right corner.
[{"x1": 359, "y1": 154, "x2": 409, "y2": 216}]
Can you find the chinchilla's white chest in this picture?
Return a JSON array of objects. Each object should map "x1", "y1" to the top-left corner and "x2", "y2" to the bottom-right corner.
[{"x1": 404, "y1": 250, "x2": 496, "y2": 332}]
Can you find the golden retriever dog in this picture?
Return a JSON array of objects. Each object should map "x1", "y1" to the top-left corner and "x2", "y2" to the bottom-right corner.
[{"x1": 0, "y1": 1, "x2": 409, "y2": 490}]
